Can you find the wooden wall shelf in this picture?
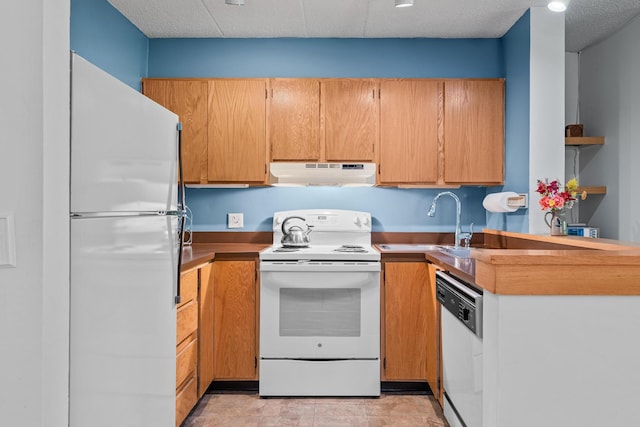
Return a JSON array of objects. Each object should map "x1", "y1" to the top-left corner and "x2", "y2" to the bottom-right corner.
[
  {"x1": 565, "y1": 136, "x2": 605, "y2": 146},
  {"x1": 578, "y1": 186, "x2": 607, "y2": 195}
]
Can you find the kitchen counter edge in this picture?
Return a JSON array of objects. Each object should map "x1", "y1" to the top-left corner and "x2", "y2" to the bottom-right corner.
[
  {"x1": 181, "y1": 243, "x2": 270, "y2": 271},
  {"x1": 378, "y1": 229, "x2": 640, "y2": 296}
]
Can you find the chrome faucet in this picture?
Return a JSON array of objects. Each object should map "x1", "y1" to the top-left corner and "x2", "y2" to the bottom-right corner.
[{"x1": 428, "y1": 191, "x2": 463, "y2": 248}]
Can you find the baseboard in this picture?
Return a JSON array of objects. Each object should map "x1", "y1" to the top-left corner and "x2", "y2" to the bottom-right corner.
[
  {"x1": 207, "y1": 380, "x2": 432, "y2": 395},
  {"x1": 207, "y1": 380, "x2": 259, "y2": 394},
  {"x1": 381, "y1": 381, "x2": 431, "y2": 395}
]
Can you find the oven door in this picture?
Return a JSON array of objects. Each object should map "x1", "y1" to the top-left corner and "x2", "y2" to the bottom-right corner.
[{"x1": 260, "y1": 261, "x2": 380, "y2": 360}]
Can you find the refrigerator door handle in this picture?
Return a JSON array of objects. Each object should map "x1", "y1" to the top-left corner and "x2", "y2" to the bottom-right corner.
[
  {"x1": 175, "y1": 122, "x2": 185, "y2": 305},
  {"x1": 175, "y1": 213, "x2": 185, "y2": 305},
  {"x1": 177, "y1": 122, "x2": 186, "y2": 215},
  {"x1": 70, "y1": 211, "x2": 183, "y2": 219}
]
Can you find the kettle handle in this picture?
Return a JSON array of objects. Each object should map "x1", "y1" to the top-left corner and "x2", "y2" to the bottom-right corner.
[{"x1": 281, "y1": 216, "x2": 307, "y2": 235}]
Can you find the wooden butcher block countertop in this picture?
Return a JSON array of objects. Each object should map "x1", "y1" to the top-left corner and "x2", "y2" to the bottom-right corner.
[
  {"x1": 180, "y1": 232, "x2": 271, "y2": 271},
  {"x1": 462, "y1": 230, "x2": 640, "y2": 296}
]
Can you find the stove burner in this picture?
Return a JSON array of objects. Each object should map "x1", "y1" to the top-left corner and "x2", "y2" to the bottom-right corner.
[
  {"x1": 333, "y1": 245, "x2": 367, "y2": 253},
  {"x1": 273, "y1": 247, "x2": 302, "y2": 252}
]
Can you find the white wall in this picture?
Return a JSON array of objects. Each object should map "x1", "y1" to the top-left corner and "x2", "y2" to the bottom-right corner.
[
  {"x1": 577, "y1": 14, "x2": 640, "y2": 241},
  {"x1": 528, "y1": 7, "x2": 566, "y2": 234},
  {"x1": 564, "y1": 52, "x2": 580, "y2": 224},
  {"x1": 0, "y1": 1, "x2": 70, "y2": 426}
]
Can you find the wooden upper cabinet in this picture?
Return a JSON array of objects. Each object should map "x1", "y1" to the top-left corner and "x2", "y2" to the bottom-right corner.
[
  {"x1": 269, "y1": 79, "x2": 320, "y2": 161},
  {"x1": 379, "y1": 80, "x2": 441, "y2": 184},
  {"x1": 142, "y1": 79, "x2": 208, "y2": 184},
  {"x1": 208, "y1": 80, "x2": 267, "y2": 183},
  {"x1": 443, "y1": 79, "x2": 504, "y2": 184},
  {"x1": 321, "y1": 79, "x2": 378, "y2": 162}
]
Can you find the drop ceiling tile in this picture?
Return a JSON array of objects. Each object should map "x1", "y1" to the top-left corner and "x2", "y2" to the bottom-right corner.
[
  {"x1": 108, "y1": 0, "x2": 223, "y2": 38},
  {"x1": 303, "y1": 0, "x2": 368, "y2": 37},
  {"x1": 364, "y1": 0, "x2": 530, "y2": 38},
  {"x1": 106, "y1": 0, "x2": 640, "y2": 52},
  {"x1": 201, "y1": 0, "x2": 307, "y2": 38}
]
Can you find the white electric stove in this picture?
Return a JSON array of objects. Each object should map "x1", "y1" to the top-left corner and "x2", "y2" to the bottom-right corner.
[{"x1": 259, "y1": 209, "x2": 381, "y2": 397}]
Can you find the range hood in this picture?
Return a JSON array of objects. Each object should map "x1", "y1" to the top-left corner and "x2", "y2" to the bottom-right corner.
[{"x1": 269, "y1": 162, "x2": 376, "y2": 186}]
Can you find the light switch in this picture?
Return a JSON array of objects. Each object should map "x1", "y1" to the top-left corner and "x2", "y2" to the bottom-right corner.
[
  {"x1": 227, "y1": 213, "x2": 244, "y2": 229},
  {"x1": 0, "y1": 212, "x2": 16, "y2": 268}
]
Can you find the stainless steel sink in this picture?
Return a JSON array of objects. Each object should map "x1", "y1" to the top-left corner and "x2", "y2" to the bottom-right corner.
[
  {"x1": 438, "y1": 246, "x2": 472, "y2": 258},
  {"x1": 377, "y1": 243, "x2": 472, "y2": 258},
  {"x1": 377, "y1": 244, "x2": 443, "y2": 252}
]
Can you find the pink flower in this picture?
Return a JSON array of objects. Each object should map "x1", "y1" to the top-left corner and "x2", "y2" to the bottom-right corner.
[{"x1": 535, "y1": 178, "x2": 577, "y2": 212}]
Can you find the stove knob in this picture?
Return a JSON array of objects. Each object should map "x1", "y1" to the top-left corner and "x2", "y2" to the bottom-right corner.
[{"x1": 354, "y1": 216, "x2": 369, "y2": 227}]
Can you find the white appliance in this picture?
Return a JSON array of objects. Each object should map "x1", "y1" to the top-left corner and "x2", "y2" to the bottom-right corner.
[
  {"x1": 69, "y1": 53, "x2": 184, "y2": 427},
  {"x1": 259, "y1": 209, "x2": 381, "y2": 396},
  {"x1": 269, "y1": 162, "x2": 376, "y2": 186},
  {"x1": 436, "y1": 271, "x2": 484, "y2": 427}
]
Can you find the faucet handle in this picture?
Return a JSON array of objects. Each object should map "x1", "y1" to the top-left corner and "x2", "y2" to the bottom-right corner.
[{"x1": 461, "y1": 223, "x2": 474, "y2": 248}]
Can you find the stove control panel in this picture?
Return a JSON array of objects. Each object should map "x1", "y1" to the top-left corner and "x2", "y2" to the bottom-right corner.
[{"x1": 273, "y1": 210, "x2": 371, "y2": 232}]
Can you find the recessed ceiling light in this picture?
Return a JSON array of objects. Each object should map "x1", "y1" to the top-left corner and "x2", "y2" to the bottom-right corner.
[
  {"x1": 395, "y1": 0, "x2": 414, "y2": 7},
  {"x1": 548, "y1": 0, "x2": 569, "y2": 12},
  {"x1": 225, "y1": 0, "x2": 244, "y2": 5}
]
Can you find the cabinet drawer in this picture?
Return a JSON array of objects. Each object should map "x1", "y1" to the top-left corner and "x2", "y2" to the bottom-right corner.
[
  {"x1": 179, "y1": 269, "x2": 198, "y2": 308},
  {"x1": 177, "y1": 300, "x2": 198, "y2": 345},
  {"x1": 176, "y1": 337, "x2": 198, "y2": 390},
  {"x1": 175, "y1": 375, "x2": 197, "y2": 427}
]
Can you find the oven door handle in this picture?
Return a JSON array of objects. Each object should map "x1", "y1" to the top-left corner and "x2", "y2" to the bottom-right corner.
[{"x1": 260, "y1": 261, "x2": 381, "y2": 272}]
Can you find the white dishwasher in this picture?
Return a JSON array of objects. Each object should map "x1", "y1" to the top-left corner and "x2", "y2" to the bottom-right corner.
[{"x1": 436, "y1": 271, "x2": 483, "y2": 427}]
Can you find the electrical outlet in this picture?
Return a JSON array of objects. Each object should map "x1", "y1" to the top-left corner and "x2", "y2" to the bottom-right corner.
[{"x1": 227, "y1": 213, "x2": 244, "y2": 229}]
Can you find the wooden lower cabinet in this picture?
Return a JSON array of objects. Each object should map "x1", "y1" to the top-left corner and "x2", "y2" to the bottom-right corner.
[
  {"x1": 213, "y1": 259, "x2": 257, "y2": 380},
  {"x1": 176, "y1": 268, "x2": 199, "y2": 427},
  {"x1": 382, "y1": 261, "x2": 440, "y2": 397},
  {"x1": 176, "y1": 262, "x2": 215, "y2": 426},
  {"x1": 198, "y1": 263, "x2": 215, "y2": 397},
  {"x1": 175, "y1": 376, "x2": 198, "y2": 427}
]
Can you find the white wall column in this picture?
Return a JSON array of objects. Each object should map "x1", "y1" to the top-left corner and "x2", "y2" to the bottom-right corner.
[
  {"x1": 42, "y1": 0, "x2": 71, "y2": 425},
  {"x1": 528, "y1": 7, "x2": 566, "y2": 234}
]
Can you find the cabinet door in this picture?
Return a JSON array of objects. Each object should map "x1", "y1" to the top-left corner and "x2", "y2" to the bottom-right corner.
[
  {"x1": 426, "y1": 263, "x2": 440, "y2": 402},
  {"x1": 198, "y1": 263, "x2": 215, "y2": 397},
  {"x1": 384, "y1": 262, "x2": 431, "y2": 381},
  {"x1": 213, "y1": 260, "x2": 256, "y2": 380},
  {"x1": 379, "y1": 80, "x2": 440, "y2": 184},
  {"x1": 176, "y1": 268, "x2": 199, "y2": 427},
  {"x1": 321, "y1": 79, "x2": 378, "y2": 162},
  {"x1": 208, "y1": 80, "x2": 267, "y2": 183},
  {"x1": 444, "y1": 79, "x2": 504, "y2": 184},
  {"x1": 269, "y1": 79, "x2": 320, "y2": 161},
  {"x1": 142, "y1": 79, "x2": 208, "y2": 184}
]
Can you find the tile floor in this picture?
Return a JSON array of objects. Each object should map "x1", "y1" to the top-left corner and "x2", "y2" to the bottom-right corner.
[{"x1": 182, "y1": 393, "x2": 449, "y2": 427}]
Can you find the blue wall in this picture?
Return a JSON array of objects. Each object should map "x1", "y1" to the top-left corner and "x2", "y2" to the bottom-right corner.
[
  {"x1": 186, "y1": 187, "x2": 488, "y2": 233},
  {"x1": 70, "y1": 0, "x2": 148, "y2": 90},
  {"x1": 70, "y1": 1, "x2": 532, "y2": 234},
  {"x1": 148, "y1": 38, "x2": 502, "y2": 78},
  {"x1": 487, "y1": 11, "x2": 531, "y2": 232}
]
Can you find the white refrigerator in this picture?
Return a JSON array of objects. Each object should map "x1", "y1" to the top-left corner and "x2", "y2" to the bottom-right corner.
[{"x1": 69, "y1": 53, "x2": 183, "y2": 427}]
